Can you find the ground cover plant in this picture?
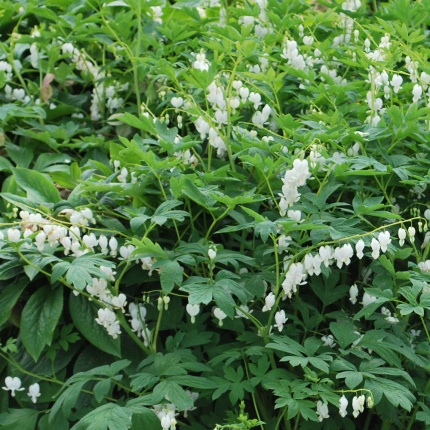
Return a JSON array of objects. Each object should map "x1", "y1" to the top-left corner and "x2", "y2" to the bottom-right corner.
[{"x1": 1, "y1": 0, "x2": 430, "y2": 428}]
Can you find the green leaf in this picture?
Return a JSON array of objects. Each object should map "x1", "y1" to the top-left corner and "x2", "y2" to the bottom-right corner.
[
  {"x1": 0, "y1": 259, "x2": 24, "y2": 280},
  {"x1": 378, "y1": 255, "x2": 395, "y2": 275},
  {"x1": 13, "y1": 167, "x2": 61, "y2": 205},
  {"x1": 0, "y1": 279, "x2": 28, "y2": 326},
  {"x1": 181, "y1": 179, "x2": 217, "y2": 210},
  {"x1": 180, "y1": 279, "x2": 213, "y2": 305},
  {"x1": 254, "y1": 220, "x2": 277, "y2": 243},
  {"x1": 336, "y1": 371, "x2": 363, "y2": 389},
  {"x1": 50, "y1": 378, "x2": 94, "y2": 420},
  {"x1": 168, "y1": 375, "x2": 218, "y2": 389},
  {"x1": 23, "y1": 253, "x2": 61, "y2": 281},
  {"x1": 117, "y1": 112, "x2": 156, "y2": 134},
  {"x1": 213, "y1": 250, "x2": 255, "y2": 269},
  {"x1": 353, "y1": 290, "x2": 392, "y2": 320},
  {"x1": 152, "y1": 199, "x2": 189, "y2": 226},
  {"x1": 71, "y1": 404, "x2": 133, "y2": 430},
  {"x1": 0, "y1": 409, "x2": 39, "y2": 430},
  {"x1": 397, "y1": 303, "x2": 424, "y2": 316},
  {"x1": 160, "y1": 260, "x2": 183, "y2": 294},
  {"x1": 310, "y1": 272, "x2": 347, "y2": 307},
  {"x1": 93, "y1": 379, "x2": 112, "y2": 403},
  {"x1": 21, "y1": 286, "x2": 63, "y2": 361},
  {"x1": 267, "y1": 337, "x2": 306, "y2": 356},
  {"x1": 153, "y1": 381, "x2": 194, "y2": 411},
  {"x1": 130, "y1": 408, "x2": 162, "y2": 430},
  {"x1": 69, "y1": 294, "x2": 121, "y2": 358},
  {"x1": 356, "y1": 331, "x2": 402, "y2": 367},
  {"x1": 131, "y1": 237, "x2": 168, "y2": 260},
  {"x1": 240, "y1": 205, "x2": 266, "y2": 223},
  {"x1": 130, "y1": 373, "x2": 159, "y2": 391},
  {"x1": 366, "y1": 378, "x2": 415, "y2": 411},
  {"x1": 52, "y1": 256, "x2": 115, "y2": 291},
  {"x1": 330, "y1": 321, "x2": 360, "y2": 349},
  {"x1": 0, "y1": 155, "x2": 13, "y2": 173},
  {"x1": 5, "y1": 142, "x2": 34, "y2": 168},
  {"x1": 213, "y1": 285, "x2": 236, "y2": 318}
]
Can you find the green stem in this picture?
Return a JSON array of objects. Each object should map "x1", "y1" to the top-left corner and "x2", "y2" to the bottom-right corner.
[
  {"x1": 205, "y1": 206, "x2": 233, "y2": 241},
  {"x1": 151, "y1": 301, "x2": 164, "y2": 353},
  {"x1": 114, "y1": 260, "x2": 131, "y2": 293},
  {"x1": 242, "y1": 357, "x2": 264, "y2": 430},
  {"x1": 419, "y1": 315, "x2": 430, "y2": 342}
]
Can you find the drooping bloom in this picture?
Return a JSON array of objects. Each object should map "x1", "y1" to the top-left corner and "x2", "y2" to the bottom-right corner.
[
  {"x1": 355, "y1": 239, "x2": 365, "y2": 259},
  {"x1": 408, "y1": 226, "x2": 416, "y2": 243},
  {"x1": 390, "y1": 74, "x2": 403, "y2": 93},
  {"x1": 2, "y1": 377, "x2": 25, "y2": 397},
  {"x1": 186, "y1": 303, "x2": 200, "y2": 324},
  {"x1": 111, "y1": 294, "x2": 127, "y2": 312},
  {"x1": 321, "y1": 335, "x2": 335, "y2": 348},
  {"x1": 317, "y1": 401, "x2": 330, "y2": 422},
  {"x1": 208, "y1": 248, "x2": 217, "y2": 260},
  {"x1": 377, "y1": 231, "x2": 391, "y2": 253},
  {"x1": 214, "y1": 307, "x2": 227, "y2": 326},
  {"x1": 7, "y1": 228, "x2": 21, "y2": 242},
  {"x1": 370, "y1": 238, "x2": 380, "y2": 259},
  {"x1": 27, "y1": 383, "x2": 41, "y2": 403},
  {"x1": 319, "y1": 245, "x2": 333, "y2": 267},
  {"x1": 262, "y1": 292, "x2": 276, "y2": 312},
  {"x1": 398, "y1": 228, "x2": 406, "y2": 246},
  {"x1": 274, "y1": 310, "x2": 288, "y2": 332},
  {"x1": 362, "y1": 292, "x2": 377, "y2": 307},
  {"x1": 349, "y1": 284, "x2": 359, "y2": 304},
  {"x1": 339, "y1": 395, "x2": 348, "y2": 417},
  {"x1": 352, "y1": 395, "x2": 365, "y2": 418},
  {"x1": 412, "y1": 84, "x2": 423, "y2": 103}
]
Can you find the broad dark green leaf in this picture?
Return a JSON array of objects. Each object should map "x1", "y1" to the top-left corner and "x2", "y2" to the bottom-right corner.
[
  {"x1": 0, "y1": 279, "x2": 28, "y2": 326},
  {"x1": 330, "y1": 321, "x2": 360, "y2": 349},
  {"x1": 160, "y1": 260, "x2": 183, "y2": 294},
  {"x1": 21, "y1": 286, "x2": 63, "y2": 361},
  {"x1": 13, "y1": 167, "x2": 61, "y2": 205},
  {"x1": 153, "y1": 380, "x2": 193, "y2": 411},
  {"x1": 0, "y1": 409, "x2": 39, "y2": 430}
]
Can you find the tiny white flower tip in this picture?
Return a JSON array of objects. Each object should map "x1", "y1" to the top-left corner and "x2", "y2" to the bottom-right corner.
[{"x1": 208, "y1": 249, "x2": 217, "y2": 260}]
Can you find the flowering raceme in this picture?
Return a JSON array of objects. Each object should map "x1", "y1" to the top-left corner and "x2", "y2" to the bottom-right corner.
[
  {"x1": 282, "y1": 262, "x2": 307, "y2": 298},
  {"x1": 279, "y1": 159, "x2": 312, "y2": 216}
]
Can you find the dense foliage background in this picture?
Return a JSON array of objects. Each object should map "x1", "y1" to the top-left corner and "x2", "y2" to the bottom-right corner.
[{"x1": 1, "y1": 0, "x2": 430, "y2": 428}]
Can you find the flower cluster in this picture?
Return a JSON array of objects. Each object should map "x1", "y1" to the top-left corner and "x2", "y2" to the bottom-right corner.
[
  {"x1": 2, "y1": 377, "x2": 40, "y2": 403},
  {"x1": 338, "y1": 393, "x2": 371, "y2": 419},
  {"x1": 279, "y1": 158, "x2": 312, "y2": 215},
  {"x1": 95, "y1": 308, "x2": 121, "y2": 339}
]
